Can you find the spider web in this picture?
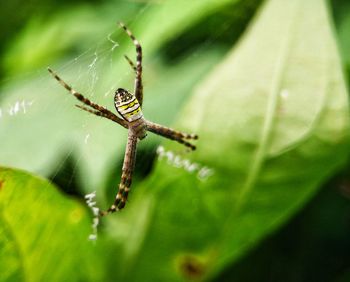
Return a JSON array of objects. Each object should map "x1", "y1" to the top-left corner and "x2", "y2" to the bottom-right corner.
[
  {"x1": 0, "y1": 25, "x2": 133, "y2": 197},
  {"x1": 0, "y1": 0, "x2": 225, "y2": 213}
]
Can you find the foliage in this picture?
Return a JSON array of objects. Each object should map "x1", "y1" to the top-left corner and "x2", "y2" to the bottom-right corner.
[
  {"x1": 0, "y1": 0, "x2": 349, "y2": 281},
  {"x1": 0, "y1": 168, "x2": 105, "y2": 282}
]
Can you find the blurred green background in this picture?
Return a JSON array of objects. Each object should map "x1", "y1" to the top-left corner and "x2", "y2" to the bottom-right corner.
[{"x1": 1, "y1": 0, "x2": 350, "y2": 281}]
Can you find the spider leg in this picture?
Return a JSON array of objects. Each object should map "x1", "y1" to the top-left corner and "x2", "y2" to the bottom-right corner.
[
  {"x1": 75, "y1": 105, "x2": 128, "y2": 128},
  {"x1": 124, "y1": 55, "x2": 136, "y2": 72},
  {"x1": 146, "y1": 121, "x2": 198, "y2": 151},
  {"x1": 76, "y1": 105, "x2": 105, "y2": 117},
  {"x1": 48, "y1": 67, "x2": 128, "y2": 128},
  {"x1": 101, "y1": 131, "x2": 138, "y2": 216},
  {"x1": 119, "y1": 22, "x2": 143, "y2": 106}
]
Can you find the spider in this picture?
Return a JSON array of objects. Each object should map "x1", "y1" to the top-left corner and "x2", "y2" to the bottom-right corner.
[{"x1": 48, "y1": 22, "x2": 198, "y2": 216}]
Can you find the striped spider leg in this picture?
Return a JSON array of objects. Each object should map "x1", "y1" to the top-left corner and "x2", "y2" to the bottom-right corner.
[{"x1": 48, "y1": 22, "x2": 198, "y2": 216}]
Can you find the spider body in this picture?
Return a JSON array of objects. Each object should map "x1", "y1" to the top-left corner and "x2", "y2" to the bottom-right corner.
[
  {"x1": 114, "y1": 88, "x2": 143, "y2": 124},
  {"x1": 48, "y1": 22, "x2": 197, "y2": 216},
  {"x1": 115, "y1": 88, "x2": 147, "y2": 139}
]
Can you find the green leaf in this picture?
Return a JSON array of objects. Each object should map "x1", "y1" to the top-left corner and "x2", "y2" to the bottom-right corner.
[
  {"x1": 106, "y1": 0, "x2": 350, "y2": 280},
  {"x1": 126, "y1": 0, "x2": 237, "y2": 52},
  {"x1": 333, "y1": 0, "x2": 350, "y2": 65},
  {"x1": 0, "y1": 167, "x2": 104, "y2": 282}
]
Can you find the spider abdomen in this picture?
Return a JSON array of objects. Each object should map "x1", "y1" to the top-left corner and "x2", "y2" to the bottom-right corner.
[
  {"x1": 114, "y1": 88, "x2": 146, "y2": 139},
  {"x1": 114, "y1": 88, "x2": 143, "y2": 122}
]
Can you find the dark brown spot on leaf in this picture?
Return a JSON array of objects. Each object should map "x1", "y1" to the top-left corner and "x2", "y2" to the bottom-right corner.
[
  {"x1": 0, "y1": 180, "x2": 4, "y2": 191},
  {"x1": 338, "y1": 179, "x2": 350, "y2": 199},
  {"x1": 178, "y1": 255, "x2": 206, "y2": 280}
]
